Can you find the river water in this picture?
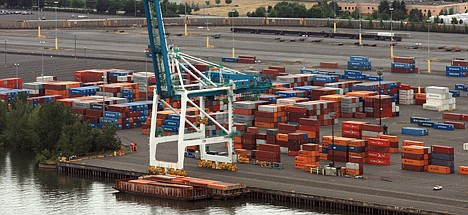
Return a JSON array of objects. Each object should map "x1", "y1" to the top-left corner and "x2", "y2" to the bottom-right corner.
[{"x1": 0, "y1": 149, "x2": 337, "y2": 215}]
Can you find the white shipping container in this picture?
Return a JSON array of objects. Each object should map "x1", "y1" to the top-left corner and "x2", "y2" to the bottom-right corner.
[
  {"x1": 276, "y1": 99, "x2": 297, "y2": 105},
  {"x1": 426, "y1": 93, "x2": 450, "y2": 100},
  {"x1": 463, "y1": 143, "x2": 468, "y2": 151},
  {"x1": 346, "y1": 162, "x2": 360, "y2": 170},
  {"x1": 426, "y1": 86, "x2": 449, "y2": 94},
  {"x1": 36, "y1": 76, "x2": 55, "y2": 82},
  {"x1": 258, "y1": 105, "x2": 279, "y2": 112}
]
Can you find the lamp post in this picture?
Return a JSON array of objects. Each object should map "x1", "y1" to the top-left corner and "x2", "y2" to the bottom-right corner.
[
  {"x1": 359, "y1": 12, "x2": 362, "y2": 46},
  {"x1": 74, "y1": 32, "x2": 77, "y2": 59},
  {"x1": 377, "y1": 70, "x2": 383, "y2": 125},
  {"x1": 389, "y1": 7, "x2": 394, "y2": 59},
  {"x1": 40, "y1": 40, "x2": 46, "y2": 77},
  {"x1": 54, "y1": 1, "x2": 59, "y2": 50},
  {"x1": 84, "y1": 47, "x2": 87, "y2": 65},
  {"x1": 427, "y1": 19, "x2": 431, "y2": 74},
  {"x1": 145, "y1": 50, "x2": 148, "y2": 101},
  {"x1": 14, "y1": 63, "x2": 19, "y2": 89},
  {"x1": 331, "y1": 112, "x2": 336, "y2": 167},
  {"x1": 231, "y1": 10, "x2": 235, "y2": 58},
  {"x1": 4, "y1": 40, "x2": 6, "y2": 67}
]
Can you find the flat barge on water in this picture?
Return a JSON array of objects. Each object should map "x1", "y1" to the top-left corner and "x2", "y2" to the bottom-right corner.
[{"x1": 113, "y1": 175, "x2": 248, "y2": 201}]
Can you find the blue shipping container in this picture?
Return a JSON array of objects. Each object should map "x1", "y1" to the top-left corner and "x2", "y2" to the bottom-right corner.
[
  {"x1": 392, "y1": 62, "x2": 415, "y2": 69},
  {"x1": 446, "y1": 66, "x2": 468, "y2": 72},
  {"x1": 350, "y1": 56, "x2": 369, "y2": 62},
  {"x1": 449, "y1": 90, "x2": 460, "y2": 97},
  {"x1": 344, "y1": 70, "x2": 363, "y2": 76},
  {"x1": 433, "y1": 123, "x2": 455, "y2": 131},
  {"x1": 402, "y1": 127, "x2": 429, "y2": 136},
  {"x1": 410, "y1": 117, "x2": 431, "y2": 124},
  {"x1": 431, "y1": 153, "x2": 454, "y2": 161},
  {"x1": 221, "y1": 57, "x2": 238, "y2": 63},
  {"x1": 418, "y1": 121, "x2": 436, "y2": 127}
]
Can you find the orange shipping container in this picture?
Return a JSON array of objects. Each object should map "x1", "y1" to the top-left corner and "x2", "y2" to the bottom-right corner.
[
  {"x1": 320, "y1": 153, "x2": 329, "y2": 161},
  {"x1": 298, "y1": 150, "x2": 319, "y2": 157},
  {"x1": 401, "y1": 146, "x2": 429, "y2": 155},
  {"x1": 346, "y1": 169, "x2": 361, "y2": 175},
  {"x1": 276, "y1": 134, "x2": 289, "y2": 142},
  {"x1": 428, "y1": 165, "x2": 451, "y2": 174},
  {"x1": 402, "y1": 140, "x2": 424, "y2": 146},
  {"x1": 459, "y1": 166, "x2": 468, "y2": 175},
  {"x1": 377, "y1": 134, "x2": 399, "y2": 143},
  {"x1": 254, "y1": 122, "x2": 276, "y2": 128},
  {"x1": 401, "y1": 158, "x2": 428, "y2": 166},
  {"x1": 234, "y1": 136, "x2": 243, "y2": 144},
  {"x1": 295, "y1": 156, "x2": 320, "y2": 163}
]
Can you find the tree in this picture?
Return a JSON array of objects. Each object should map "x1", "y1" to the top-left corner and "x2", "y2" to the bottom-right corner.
[
  {"x1": 215, "y1": 0, "x2": 221, "y2": 5},
  {"x1": 378, "y1": 0, "x2": 390, "y2": 14},
  {"x1": 351, "y1": 8, "x2": 361, "y2": 19},
  {"x1": 427, "y1": 10, "x2": 432, "y2": 19},
  {"x1": 228, "y1": 9, "x2": 239, "y2": 17},
  {"x1": 451, "y1": 17, "x2": 459, "y2": 24},
  {"x1": 380, "y1": 19, "x2": 384, "y2": 29},
  {"x1": 205, "y1": 0, "x2": 210, "y2": 6},
  {"x1": 449, "y1": 8, "x2": 454, "y2": 15},
  {"x1": 96, "y1": 0, "x2": 109, "y2": 13},
  {"x1": 460, "y1": 19, "x2": 464, "y2": 25},
  {"x1": 408, "y1": 9, "x2": 422, "y2": 22},
  {"x1": 225, "y1": 0, "x2": 232, "y2": 4},
  {"x1": 247, "y1": 7, "x2": 266, "y2": 17},
  {"x1": 267, "y1": 5, "x2": 273, "y2": 13},
  {"x1": 0, "y1": 100, "x2": 7, "y2": 141},
  {"x1": 371, "y1": 10, "x2": 379, "y2": 20},
  {"x1": 71, "y1": 0, "x2": 86, "y2": 8}
]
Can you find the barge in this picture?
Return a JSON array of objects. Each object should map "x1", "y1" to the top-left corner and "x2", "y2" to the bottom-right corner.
[{"x1": 113, "y1": 175, "x2": 248, "y2": 201}]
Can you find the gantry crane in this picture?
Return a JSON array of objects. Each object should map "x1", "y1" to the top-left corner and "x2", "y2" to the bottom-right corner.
[{"x1": 143, "y1": 0, "x2": 271, "y2": 175}]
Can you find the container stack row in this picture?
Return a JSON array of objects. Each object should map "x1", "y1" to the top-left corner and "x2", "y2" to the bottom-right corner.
[{"x1": 391, "y1": 57, "x2": 418, "y2": 73}]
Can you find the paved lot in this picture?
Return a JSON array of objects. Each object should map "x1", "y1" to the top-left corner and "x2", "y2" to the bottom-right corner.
[
  {"x1": 0, "y1": 9, "x2": 127, "y2": 21},
  {"x1": 1, "y1": 26, "x2": 468, "y2": 214}
]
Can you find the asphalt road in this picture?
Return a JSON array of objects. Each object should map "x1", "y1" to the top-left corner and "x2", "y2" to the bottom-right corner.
[{"x1": 0, "y1": 26, "x2": 467, "y2": 214}]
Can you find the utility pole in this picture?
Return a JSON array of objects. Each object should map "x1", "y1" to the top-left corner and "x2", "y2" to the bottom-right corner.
[
  {"x1": 40, "y1": 40, "x2": 46, "y2": 77},
  {"x1": 14, "y1": 63, "x2": 19, "y2": 89},
  {"x1": 378, "y1": 70, "x2": 383, "y2": 125}
]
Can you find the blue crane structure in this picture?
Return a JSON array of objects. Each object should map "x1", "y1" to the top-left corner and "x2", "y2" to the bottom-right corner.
[{"x1": 144, "y1": 0, "x2": 271, "y2": 175}]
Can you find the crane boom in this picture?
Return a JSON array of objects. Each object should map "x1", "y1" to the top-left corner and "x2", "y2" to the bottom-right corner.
[{"x1": 144, "y1": 0, "x2": 172, "y2": 98}]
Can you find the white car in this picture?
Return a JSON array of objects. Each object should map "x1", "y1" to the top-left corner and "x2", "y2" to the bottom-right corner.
[
  {"x1": 77, "y1": 15, "x2": 88, "y2": 19},
  {"x1": 433, "y1": 185, "x2": 443, "y2": 191}
]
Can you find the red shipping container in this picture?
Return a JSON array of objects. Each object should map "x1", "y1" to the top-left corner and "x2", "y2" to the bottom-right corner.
[
  {"x1": 368, "y1": 152, "x2": 390, "y2": 159},
  {"x1": 401, "y1": 153, "x2": 430, "y2": 160},
  {"x1": 463, "y1": 114, "x2": 468, "y2": 121},
  {"x1": 302, "y1": 144, "x2": 319, "y2": 151},
  {"x1": 431, "y1": 145, "x2": 454, "y2": 155},
  {"x1": 257, "y1": 143, "x2": 280, "y2": 153},
  {"x1": 367, "y1": 138, "x2": 390, "y2": 147},
  {"x1": 368, "y1": 145, "x2": 390, "y2": 153},
  {"x1": 361, "y1": 124, "x2": 383, "y2": 132},
  {"x1": 442, "y1": 113, "x2": 463, "y2": 121},
  {"x1": 402, "y1": 164, "x2": 426, "y2": 172},
  {"x1": 368, "y1": 157, "x2": 390, "y2": 166}
]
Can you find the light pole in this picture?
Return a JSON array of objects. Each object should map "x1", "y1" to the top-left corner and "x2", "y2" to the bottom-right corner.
[
  {"x1": 84, "y1": 47, "x2": 87, "y2": 65},
  {"x1": 331, "y1": 112, "x2": 336, "y2": 167},
  {"x1": 102, "y1": 73, "x2": 107, "y2": 121},
  {"x1": 40, "y1": 40, "x2": 46, "y2": 77},
  {"x1": 37, "y1": 0, "x2": 42, "y2": 38},
  {"x1": 427, "y1": 19, "x2": 431, "y2": 74},
  {"x1": 389, "y1": 7, "x2": 394, "y2": 59},
  {"x1": 54, "y1": 1, "x2": 59, "y2": 50},
  {"x1": 145, "y1": 50, "x2": 148, "y2": 101},
  {"x1": 14, "y1": 63, "x2": 19, "y2": 89},
  {"x1": 184, "y1": 3, "x2": 188, "y2": 36},
  {"x1": 74, "y1": 32, "x2": 77, "y2": 59},
  {"x1": 231, "y1": 10, "x2": 235, "y2": 58},
  {"x1": 4, "y1": 40, "x2": 6, "y2": 67},
  {"x1": 359, "y1": 12, "x2": 362, "y2": 46},
  {"x1": 377, "y1": 70, "x2": 383, "y2": 125}
]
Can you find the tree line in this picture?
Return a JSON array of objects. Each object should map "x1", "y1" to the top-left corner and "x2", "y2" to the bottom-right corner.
[
  {"x1": 0, "y1": 0, "x2": 195, "y2": 17},
  {"x1": 0, "y1": 94, "x2": 121, "y2": 163}
]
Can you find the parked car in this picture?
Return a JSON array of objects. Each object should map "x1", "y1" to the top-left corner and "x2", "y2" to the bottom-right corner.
[{"x1": 77, "y1": 15, "x2": 88, "y2": 19}]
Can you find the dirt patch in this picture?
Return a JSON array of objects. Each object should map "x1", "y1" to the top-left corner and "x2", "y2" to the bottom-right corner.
[{"x1": 184, "y1": 0, "x2": 317, "y2": 17}]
